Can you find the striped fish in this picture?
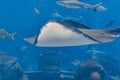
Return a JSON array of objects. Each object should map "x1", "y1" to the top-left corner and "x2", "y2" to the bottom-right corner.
[{"x1": 0, "y1": 29, "x2": 16, "y2": 40}]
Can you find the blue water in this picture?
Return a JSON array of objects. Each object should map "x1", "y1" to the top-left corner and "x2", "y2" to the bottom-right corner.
[{"x1": 0, "y1": 0, "x2": 120, "y2": 79}]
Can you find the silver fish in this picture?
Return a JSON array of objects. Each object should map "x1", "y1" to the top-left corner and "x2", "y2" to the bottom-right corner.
[{"x1": 57, "y1": 0, "x2": 107, "y2": 12}]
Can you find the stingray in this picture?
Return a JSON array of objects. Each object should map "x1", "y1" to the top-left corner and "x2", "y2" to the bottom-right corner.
[{"x1": 24, "y1": 20, "x2": 120, "y2": 47}]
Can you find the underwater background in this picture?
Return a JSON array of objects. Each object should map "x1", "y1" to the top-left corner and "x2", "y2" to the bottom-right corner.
[{"x1": 0, "y1": 0, "x2": 120, "y2": 79}]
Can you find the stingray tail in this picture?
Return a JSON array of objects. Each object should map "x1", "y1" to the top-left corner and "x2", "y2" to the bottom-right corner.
[{"x1": 24, "y1": 36, "x2": 37, "y2": 45}]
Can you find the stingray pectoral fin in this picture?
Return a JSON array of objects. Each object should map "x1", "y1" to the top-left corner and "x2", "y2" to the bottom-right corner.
[
  {"x1": 79, "y1": 27, "x2": 120, "y2": 43},
  {"x1": 24, "y1": 36, "x2": 37, "y2": 45}
]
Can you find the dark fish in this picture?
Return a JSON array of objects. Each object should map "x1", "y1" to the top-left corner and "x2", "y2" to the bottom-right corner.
[{"x1": 105, "y1": 20, "x2": 116, "y2": 28}]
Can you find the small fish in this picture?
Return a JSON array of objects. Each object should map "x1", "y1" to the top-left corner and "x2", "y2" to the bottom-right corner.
[
  {"x1": 20, "y1": 46, "x2": 28, "y2": 51},
  {"x1": 34, "y1": 7, "x2": 40, "y2": 14},
  {"x1": 60, "y1": 74, "x2": 74, "y2": 79},
  {"x1": 0, "y1": 29, "x2": 16, "y2": 40},
  {"x1": 71, "y1": 59, "x2": 80, "y2": 66}
]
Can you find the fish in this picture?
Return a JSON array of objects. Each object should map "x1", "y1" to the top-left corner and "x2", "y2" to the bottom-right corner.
[
  {"x1": 0, "y1": 29, "x2": 16, "y2": 40},
  {"x1": 60, "y1": 74, "x2": 74, "y2": 79},
  {"x1": 24, "y1": 20, "x2": 120, "y2": 47},
  {"x1": 71, "y1": 59, "x2": 80, "y2": 66},
  {"x1": 57, "y1": 0, "x2": 107, "y2": 12},
  {"x1": 20, "y1": 46, "x2": 28, "y2": 51},
  {"x1": 105, "y1": 20, "x2": 116, "y2": 28},
  {"x1": 34, "y1": 7, "x2": 40, "y2": 14}
]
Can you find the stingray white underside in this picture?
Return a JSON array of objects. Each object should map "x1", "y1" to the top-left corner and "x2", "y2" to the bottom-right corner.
[
  {"x1": 35, "y1": 22, "x2": 98, "y2": 47},
  {"x1": 24, "y1": 20, "x2": 119, "y2": 47}
]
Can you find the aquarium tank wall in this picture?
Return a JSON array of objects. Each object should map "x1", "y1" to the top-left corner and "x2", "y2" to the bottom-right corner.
[{"x1": 0, "y1": 0, "x2": 120, "y2": 80}]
